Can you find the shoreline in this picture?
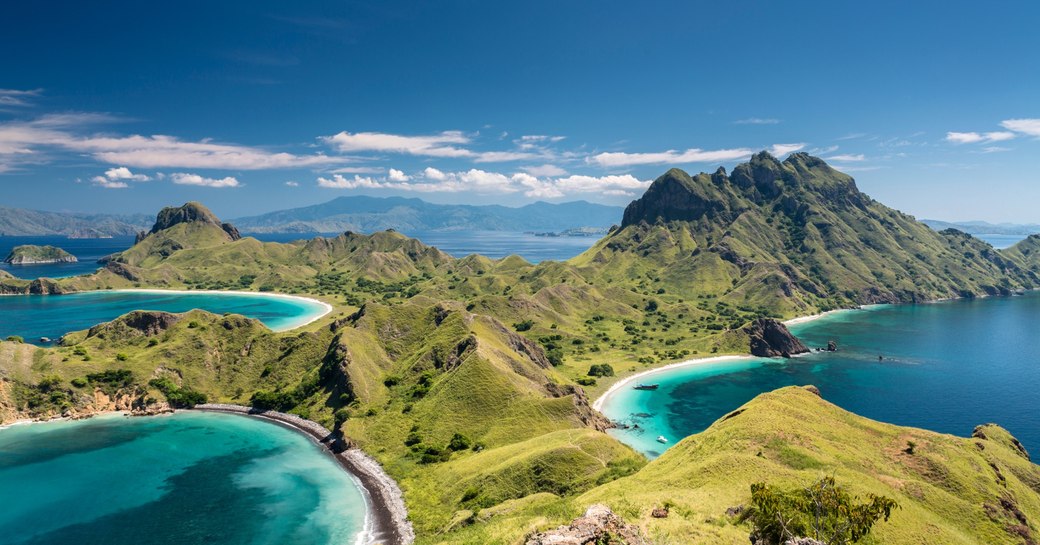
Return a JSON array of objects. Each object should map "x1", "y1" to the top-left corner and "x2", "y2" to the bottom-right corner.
[
  {"x1": 109, "y1": 288, "x2": 334, "y2": 331},
  {"x1": 194, "y1": 404, "x2": 414, "y2": 545},
  {"x1": 592, "y1": 305, "x2": 864, "y2": 414}
]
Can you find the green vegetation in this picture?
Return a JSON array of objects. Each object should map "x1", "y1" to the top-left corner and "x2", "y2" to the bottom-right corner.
[
  {"x1": 742, "y1": 477, "x2": 897, "y2": 545},
  {"x1": 4, "y1": 156, "x2": 1040, "y2": 544},
  {"x1": 4, "y1": 244, "x2": 77, "y2": 264}
]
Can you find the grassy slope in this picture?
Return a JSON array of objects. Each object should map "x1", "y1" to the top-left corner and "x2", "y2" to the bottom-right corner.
[
  {"x1": 3, "y1": 162, "x2": 1040, "y2": 543},
  {"x1": 465, "y1": 387, "x2": 1040, "y2": 545}
]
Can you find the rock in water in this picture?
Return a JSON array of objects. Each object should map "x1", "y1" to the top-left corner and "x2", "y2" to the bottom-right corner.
[
  {"x1": 744, "y1": 318, "x2": 809, "y2": 358},
  {"x1": 525, "y1": 504, "x2": 646, "y2": 545}
]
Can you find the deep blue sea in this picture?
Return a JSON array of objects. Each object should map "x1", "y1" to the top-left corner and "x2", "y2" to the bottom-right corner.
[
  {"x1": 602, "y1": 292, "x2": 1040, "y2": 458},
  {"x1": 0, "y1": 291, "x2": 328, "y2": 344},
  {"x1": 0, "y1": 412, "x2": 368, "y2": 545}
]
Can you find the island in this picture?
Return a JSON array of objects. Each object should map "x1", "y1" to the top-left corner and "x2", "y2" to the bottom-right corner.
[{"x1": 4, "y1": 244, "x2": 79, "y2": 265}]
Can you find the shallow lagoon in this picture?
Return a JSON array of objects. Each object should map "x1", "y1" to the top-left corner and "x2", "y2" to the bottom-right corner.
[
  {"x1": 602, "y1": 293, "x2": 1040, "y2": 458},
  {"x1": 0, "y1": 412, "x2": 369, "y2": 545}
]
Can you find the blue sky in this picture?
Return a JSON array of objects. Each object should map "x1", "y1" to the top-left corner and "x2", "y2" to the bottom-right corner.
[{"x1": 2, "y1": 1, "x2": 1039, "y2": 221}]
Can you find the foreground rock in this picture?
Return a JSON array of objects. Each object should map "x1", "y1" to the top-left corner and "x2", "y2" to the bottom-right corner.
[
  {"x1": 525, "y1": 504, "x2": 646, "y2": 545},
  {"x1": 4, "y1": 244, "x2": 78, "y2": 264},
  {"x1": 744, "y1": 318, "x2": 809, "y2": 357}
]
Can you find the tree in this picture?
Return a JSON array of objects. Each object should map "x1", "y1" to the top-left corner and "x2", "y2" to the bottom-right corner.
[{"x1": 741, "y1": 476, "x2": 898, "y2": 545}]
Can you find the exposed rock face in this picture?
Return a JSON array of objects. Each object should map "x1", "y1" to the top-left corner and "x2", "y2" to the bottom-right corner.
[
  {"x1": 545, "y1": 383, "x2": 612, "y2": 432},
  {"x1": 4, "y1": 245, "x2": 78, "y2": 264},
  {"x1": 525, "y1": 504, "x2": 646, "y2": 545},
  {"x1": 744, "y1": 318, "x2": 809, "y2": 358},
  {"x1": 147, "y1": 201, "x2": 241, "y2": 240}
]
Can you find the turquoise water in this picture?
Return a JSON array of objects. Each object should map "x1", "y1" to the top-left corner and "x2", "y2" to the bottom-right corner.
[
  {"x1": 603, "y1": 293, "x2": 1040, "y2": 458},
  {"x1": 0, "y1": 290, "x2": 328, "y2": 343},
  {"x1": 0, "y1": 412, "x2": 368, "y2": 545}
]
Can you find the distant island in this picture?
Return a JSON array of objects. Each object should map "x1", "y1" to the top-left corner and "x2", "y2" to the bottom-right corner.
[
  {"x1": 230, "y1": 195, "x2": 623, "y2": 233},
  {"x1": 0, "y1": 206, "x2": 151, "y2": 237},
  {"x1": 922, "y1": 218, "x2": 1040, "y2": 236},
  {"x1": 4, "y1": 244, "x2": 78, "y2": 264},
  {"x1": 529, "y1": 227, "x2": 610, "y2": 237}
]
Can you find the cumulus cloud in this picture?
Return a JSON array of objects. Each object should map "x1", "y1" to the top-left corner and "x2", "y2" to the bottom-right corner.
[
  {"x1": 90, "y1": 166, "x2": 149, "y2": 188},
  {"x1": 316, "y1": 168, "x2": 650, "y2": 198},
  {"x1": 285, "y1": 180, "x2": 299, "y2": 187},
  {"x1": 323, "y1": 130, "x2": 472, "y2": 157},
  {"x1": 387, "y1": 168, "x2": 410, "y2": 182},
  {"x1": 1001, "y1": 118, "x2": 1040, "y2": 137},
  {"x1": 769, "y1": 143, "x2": 806, "y2": 157},
  {"x1": 589, "y1": 147, "x2": 754, "y2": 167},
  {"x1": 170, "y1": 173, "x2": 241, "y2": 188},
  {"x1": 945, "y1": 131, "x2": 1015, "y2": 144},
  {"x1": 522, "y1": 164, "x2": 568, "y2": 177}
]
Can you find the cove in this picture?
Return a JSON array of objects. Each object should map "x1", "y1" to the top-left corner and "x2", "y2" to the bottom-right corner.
[
  {"x1": 600, "y1": 292, "x2": 1040, "y2": 459},
  {"x1": 0, "y1": 290, "x2": 331, "y2": 343},
  {"x1": 0, "y1": 411, "x2": 369, "y2": 545}
]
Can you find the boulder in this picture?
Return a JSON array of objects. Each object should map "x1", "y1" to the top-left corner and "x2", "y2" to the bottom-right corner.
[{"x1": 525, "y1": 504, "x2": 646, "y2": 545}]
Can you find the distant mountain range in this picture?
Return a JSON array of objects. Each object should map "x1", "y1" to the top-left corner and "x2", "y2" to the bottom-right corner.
[
  {"x1": 229, "y1": 196, "x2": 624, "y2": 233},
  {"x1": 921, "y1": 219, "x2": 1040, "y2": 236},
  {"x1": 0, "y1": 207, "x2": 152, "y2": 237}
]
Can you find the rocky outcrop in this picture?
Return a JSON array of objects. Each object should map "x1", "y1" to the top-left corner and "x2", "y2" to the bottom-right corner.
[
  {"x1": 525, "y1": 504, "x2": 646, "y2": 545},
  {"x1": 546, "y1": 383, "x2": 612, "y2": 432},
  {"x1": 744, "y1": 318, "x2": 809, "y2": 358}
]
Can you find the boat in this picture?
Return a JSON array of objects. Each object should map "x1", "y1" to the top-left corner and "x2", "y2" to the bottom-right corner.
[
  {"x1": 656, "y1": 436, "x2": 668, "y2": 444},
  {"x1": 633, "y1": 383, "x2": 659, "y2": 391}
]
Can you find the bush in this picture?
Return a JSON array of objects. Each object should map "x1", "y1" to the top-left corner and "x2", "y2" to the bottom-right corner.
[
  {"x1": 741, "y1": 477, "x2": 897, "y2": 545},
  {"x1": 545, "y1": 348, "x2": 564, "y2": 367},
  {"x1": 5, "y1": 335, "x2": 23, "y2": 343},
  {"x1": 71, "y1": 378, "x2": 88, "y2": 388},
  {"x1": 587, "y1": 364, "x2": 615, "y2": 377},
  {"x1": 576, "y1": 377, "x2": 597, "y2": 386},
  {"x1": 115, "y1": 353, "x2": 129, "y2": 361},
  {"x1": 513, "y1": 319, "x2": 534, "y2": 332},
  {"x1": 447, "y1": 433, "x2": 471, "y2": 451},
  {"x1": 250, "y1": 390, "x2": 297, "y2": 411},
  {"x1": 148, "y1": 377, "x2": 208, "y2": 408}
]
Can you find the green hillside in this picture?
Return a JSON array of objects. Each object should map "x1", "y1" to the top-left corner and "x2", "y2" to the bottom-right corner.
[{"x1": 3, "y1": 154, "x2": 1040, "y2": 544}]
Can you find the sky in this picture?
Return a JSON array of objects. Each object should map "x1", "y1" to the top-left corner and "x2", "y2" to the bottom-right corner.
[{"x1": 1, "y1": 1, "x2": 1039, "y2": 222}]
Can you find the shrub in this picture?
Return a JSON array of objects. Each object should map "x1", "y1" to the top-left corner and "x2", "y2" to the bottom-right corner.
[
  {"x1": 545, "y1": 348, "x2": 564, "y2": 367},
  {"x1": 576, "y1": 377, "x2": 597, "y2": 386},
  {"x1": 5, "y1": 335, "x2": 23, "y2": 343},
  {"x1": 741, "y1": 477, "x2": 897, "y2": 545},
  {"x1": 148, "y1": 377, "x2": 208, "y2": 408},
  {"x1": 71, "y1": 378, "x2": 88, "y2": 388},
  {"x1": 644, "y1": 299, "x2": 659, "y2": 312},
  {"x1": 447, "y1": 433, "x2": 471, "y2": 451},
  {"x1": 513, "y1": 319, "x2": 534, "y2": 332},
  {"x1": 904, "y1": 440, "x2": 917, "y2": 455},
  {"x1": 115, "y1": 353, "x2": 129, "y2": 361},
  {"x1": 587, "y1": 364, "x2": 615, "y2": 377}
]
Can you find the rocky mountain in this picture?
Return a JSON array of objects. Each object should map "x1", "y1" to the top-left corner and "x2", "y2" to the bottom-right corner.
[
  {"x1": 230, "y1": 196, "x2": 623, "y2": 233},
  {"x1": 0, "y1": 206, "x2": 151, "y2": 237},
  {"x1": 573, "y1": 152, "x2": 1040, "y2": 316}
]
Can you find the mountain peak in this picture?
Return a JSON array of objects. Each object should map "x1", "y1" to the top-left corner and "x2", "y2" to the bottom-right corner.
[{"x1": 147, "y1": 202, "x2": 240, "y2": 241}]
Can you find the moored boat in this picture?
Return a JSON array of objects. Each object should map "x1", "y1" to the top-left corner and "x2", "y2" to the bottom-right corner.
[{"x1": 633, "y1": 383, "x2": 659, "y2": 391}]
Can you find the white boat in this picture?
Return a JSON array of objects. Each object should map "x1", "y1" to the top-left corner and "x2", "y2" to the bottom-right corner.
[{"x1": 656, "y1": 435, "x2": 668, "y2": 444}]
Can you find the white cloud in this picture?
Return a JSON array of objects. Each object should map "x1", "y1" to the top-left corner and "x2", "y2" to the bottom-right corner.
[
  {"x1": 170, "y1": 173, "x2": 241, "y2": 188},
  {"x1": 104, "y1": 166, "x2": 150, "y2": 181},
  {"x1": 825, "y1": 153, "x2": 866, "y2": 162},
  {"x1": 945, "y1": 131, "x2": 1015, "y2": 144},
  {"x1": 285, "y1": 180, "x2": 299, "y2": 187},
  {"x1": 329, "y1": 166, "x2": 383, "y2": 174},
  {"x1": 522, "y1": 164, "x2": 568, "y2": 177},
  {"x1": 323, "y1": 130, "x2": 472, "y2": 157},
  {"x1": 769, "y1": 143, "x2": 806, "y2": 157},
  {"x1": 0, "y1": 88, "x2": 42, "y2": 108},
  {"x1": 734, "y1": 118, "x2": 780, "y2": 125},
  {"x1": 387, "y1": 168, "x2": 410, "y2": 182},
  {"x1": 472, "y1": 150, "x2": 538, "y2": 162},
  {"x1": 1001, "y1": 118, "x2": 1040, "y2": 137},
  {"x1": 982, "y1": 146, "x2": 1012, "y2": 153},
  {"x1": 317, "y1": 174, "x2": 384, "y2": 189},
  {"x1": 423, "y1": 167, "x2": 446, "y2": 180},
  {"x1": 90, "y1": 166, "x2": 149, "y2": 188},
  {"x1": 589, "y1": 147, "x2": 753, "y2": 167}
]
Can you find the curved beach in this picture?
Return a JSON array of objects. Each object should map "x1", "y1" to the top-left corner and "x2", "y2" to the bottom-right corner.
[
  {"x1": 112, "y1": 288, "x2": 334, "y2": 331},
  {"x1": 592, "y1": 306, "x2": 860, "y2": 414},
  {"x1": 195, "y1": 404, "x2": 414, "y2": 545}
]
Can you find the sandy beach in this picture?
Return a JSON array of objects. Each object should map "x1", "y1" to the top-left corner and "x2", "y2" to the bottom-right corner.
[
  {"x1": 194, "y1": 404, "x2": 414, "y2": 545},
  {"x1": 112, "y1": 288, "x2": 334, "y2": 331},
  {"x1": 592, "y1": 306, "x2": 864, "y2": 414}
]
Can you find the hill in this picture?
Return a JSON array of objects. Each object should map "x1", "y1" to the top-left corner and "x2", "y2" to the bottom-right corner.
[
  {"x1": 230, "y1": 196, "x2": 623, "y2": 233},
  {"x1": 572, "y1": 152, "x2": 1039, "y2": 317},
  {"x1": 4, "y1": 245, "x2": 78, "y2": 264},
  {"x1": 0, "y1": 206, "x2": 151, "y2": 237}
]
